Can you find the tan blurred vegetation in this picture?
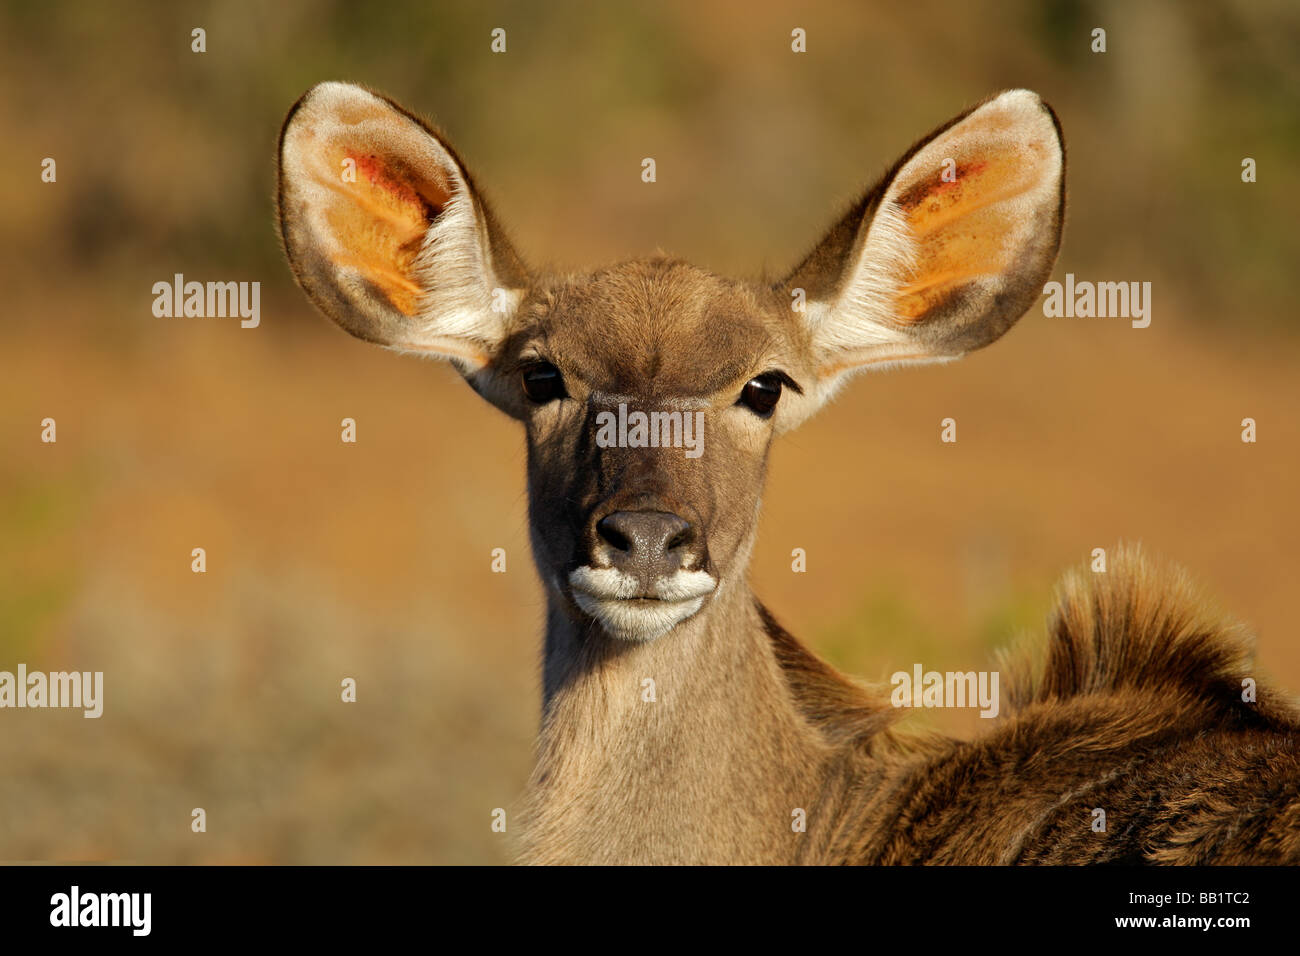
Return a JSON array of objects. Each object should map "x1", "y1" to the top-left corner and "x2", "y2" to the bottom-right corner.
[{"x1": 1, "y1": 0, "x2": 1298, "y2": 863}]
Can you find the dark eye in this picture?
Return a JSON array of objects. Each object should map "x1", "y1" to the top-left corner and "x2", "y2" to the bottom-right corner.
[
  {"x1": 521, "y1": 361, "x2": 566, "y2": 404},
  {"x1": 738, "y1": 374, "x2": 783, "y2": 418}
]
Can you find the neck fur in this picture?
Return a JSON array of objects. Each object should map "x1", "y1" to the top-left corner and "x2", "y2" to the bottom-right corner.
[{"x1": 517, "y1": 572, "x2": 898, "y2": 864}]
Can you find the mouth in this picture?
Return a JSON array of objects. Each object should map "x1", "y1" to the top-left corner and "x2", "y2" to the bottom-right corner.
[{"x1": 568, "y1": 566, "x2": 717, "y2": 642}]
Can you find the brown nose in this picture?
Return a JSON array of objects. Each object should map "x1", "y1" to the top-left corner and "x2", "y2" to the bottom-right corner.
[{"x1": 595, "y1": 510, "x2": 696, "y2": 581}]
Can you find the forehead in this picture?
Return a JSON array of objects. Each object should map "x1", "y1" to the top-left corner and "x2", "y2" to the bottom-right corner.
[{"x1": 524, "y1": 258, "x2": 793, "y2": 397}]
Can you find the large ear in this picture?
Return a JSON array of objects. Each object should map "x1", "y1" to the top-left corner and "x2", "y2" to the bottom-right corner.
[
  {"x1": 277, "y1": 82, "x2": 528, "y2": 373},
  {"x1": 782, "y1": 89, "x2": 1064, "y2": 404}
]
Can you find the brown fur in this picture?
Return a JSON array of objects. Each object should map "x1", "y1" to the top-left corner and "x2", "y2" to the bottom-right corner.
[
  {"x1": 775, "y1": 546, "x2": 1300, "y2": 864},
  {"x1": 520, "y1": 548, "x2": 1300, "y2": 864},
  {"x1": 277, "y1": 84, "x2": 1300, "y2": 864}
]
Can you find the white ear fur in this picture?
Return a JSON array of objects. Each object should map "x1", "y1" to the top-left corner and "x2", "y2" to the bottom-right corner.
[
  {"x1": 803, "y1": 198, "x2": 919, "y2": 363},
  {"x1": 279, "y1": 82, "x2": 525, "y2": 368}
]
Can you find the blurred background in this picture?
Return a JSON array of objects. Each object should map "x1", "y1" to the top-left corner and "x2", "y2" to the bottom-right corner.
[{"x1": 1, "y1": 0, "x2": 1297, "y2": 863}]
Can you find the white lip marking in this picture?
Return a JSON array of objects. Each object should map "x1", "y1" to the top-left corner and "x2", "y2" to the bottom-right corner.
[{"x1": 568, "y1": 566, "x2": 717, "y2": 641}]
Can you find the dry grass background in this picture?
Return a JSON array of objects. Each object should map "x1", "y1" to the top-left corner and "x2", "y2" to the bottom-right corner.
[{"x1": 1, "y1": 0, "x2": 1298, "y2": 863}]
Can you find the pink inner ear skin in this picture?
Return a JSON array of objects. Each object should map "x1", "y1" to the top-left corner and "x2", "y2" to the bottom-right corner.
[
  {"x1": 348, "y1": 152, "x2": 449, "y2": 219},
  {"x1": 895, "y1": 159, "x2": 989, "y2": 217},
  {"x1": 931, "y1": 160, "x2": 987, "y2": 196}
]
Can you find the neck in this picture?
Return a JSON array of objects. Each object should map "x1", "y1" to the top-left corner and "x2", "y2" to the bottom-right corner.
[{"x1": 517, "y1": 575, "x2": 897, "y2": 864}]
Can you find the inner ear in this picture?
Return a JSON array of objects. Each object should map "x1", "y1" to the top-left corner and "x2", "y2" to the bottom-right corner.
[
  {"x1": 279, "y1": 81, "x2": 530, "y2": 370},
  {"x1": 788, "y1": 88, "x2": 1065, "y2": 382},
  {"x1": 887, "y1": 114, "x2": 1062, "y2": 331},
  {"x1": 284, "y1": 98, "x2": 461, "y2": 320},
  {"x1": 322, "y1": 151, "x2": 453, "y2": 316}
]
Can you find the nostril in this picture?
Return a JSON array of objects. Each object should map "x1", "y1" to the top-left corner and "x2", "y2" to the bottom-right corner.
[
  {"x1": 596, "y1": 515, "x2": 632, "y2": 553},
  {"x1": 665, "y1": 525, "x2": 694, "y2": 552}
]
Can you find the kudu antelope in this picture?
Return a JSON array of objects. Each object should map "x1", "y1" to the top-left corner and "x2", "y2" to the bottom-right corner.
[{"x1": 278, "y1": 84, "x2": 1300, "y2": 864}]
